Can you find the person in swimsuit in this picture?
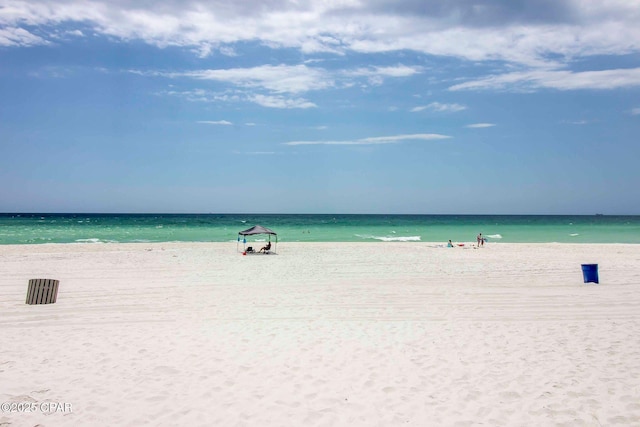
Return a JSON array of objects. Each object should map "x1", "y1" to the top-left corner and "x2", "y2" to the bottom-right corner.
[{"x1": 259, "y1": 241, "x2": 271, "y2": 253}]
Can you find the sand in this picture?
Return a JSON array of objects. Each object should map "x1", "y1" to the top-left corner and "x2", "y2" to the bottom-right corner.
[{"x1": 1, "y1": 242, "x2": 639, "y2": 426}]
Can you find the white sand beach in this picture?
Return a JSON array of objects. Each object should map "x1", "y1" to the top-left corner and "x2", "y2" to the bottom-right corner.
[{"x1": 1, "y1": 242, "x2": 639, "y2": 426}]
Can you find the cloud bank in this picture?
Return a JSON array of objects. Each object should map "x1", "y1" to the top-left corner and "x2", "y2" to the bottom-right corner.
[
  {"x1": 3, "y1": 0, "x2": 640, "y2": 94},
  {"x1": 2, "y1": 1, "x2": 639, "y2": 64}
]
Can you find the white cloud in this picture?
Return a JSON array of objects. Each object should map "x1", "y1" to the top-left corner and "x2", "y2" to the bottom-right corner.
[
  {"x1": 3, "y1": 0, "x2": 639, "y2": 69},
  {"x1": 466, "y1": 123, "x2": 496, "y2": 128},
  {"x1": 218, "y1": 46, "x2": 237, "y2": 57},
  {"x1": 197, "y1": 120, "x2": 232, "y2": 125},
  {"x1": 345, "y1": 65, "x2": 422, "y2": 79},
  {"x1": 450, "y1": 67, "x2": 640, "y2": 92},
  {"x1": 632, "y1": 108, "x2": 640, "y2": 116},
  {"x1": 411, "y1": 102, "x2": 467, "y2": 113},
  {"x1": 62, "y1": 29, "x2": 84, "y2": 38},
  {"x1": 135, "y1": 65, "x2": 332, "y2": 95},
  {"x1": 157, "y1": 87, "x2": 315, "y2": 109},
  {"x1": 159, "y1": 64, "x2": 422, "y2": 95},
  {"x1": 0, "y1": 27, "x2": 48, "y2": 47},
  {"x1": 183, "y1": 64, "x2": 333, "y2": 94},
  {"x1": 10, "y1": 1, "x2": 640, "y2": 100},
  {"x1": 284, "y1": 133, "x2": 451, "y2": 146},
  {"x1": 249, "y1": 94, "x2": 316, "y2": 109},
  {"x1": 342, "y1": 65, "x2": 422, "y2": 87},
  {"x1": 143, "y1": 62, "x2": 424, "y2": 108},
  {"x1": 158, "y1": 88, "x2": 241, "y2": 103}
]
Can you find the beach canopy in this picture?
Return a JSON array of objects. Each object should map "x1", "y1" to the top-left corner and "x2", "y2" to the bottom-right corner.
[
  {"x1": 237, "y1": 225, "x2": 278, "y2": 254},
  {"x1": 238, "y1": 225, "x2": 277, "y2": 236}
]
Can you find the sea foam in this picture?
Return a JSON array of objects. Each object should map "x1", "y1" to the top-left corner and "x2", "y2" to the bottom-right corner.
[
  {"x1": 75, "y1": 238, "x2": 103, "y2": 243},
  {"x1": 356, "y1": 234, "x2": 421, "y2": 242}
]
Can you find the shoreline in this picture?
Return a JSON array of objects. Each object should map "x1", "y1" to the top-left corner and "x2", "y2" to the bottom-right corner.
[
  {"x1": 1, "y1": 242, "x2": 639, "y2": 426},
  {"x1": 1, "y1": 240, "x2": 639, "y2": 247},
  {"x1": 3, "y1": 213, "x2": 640, "y2": 245}
]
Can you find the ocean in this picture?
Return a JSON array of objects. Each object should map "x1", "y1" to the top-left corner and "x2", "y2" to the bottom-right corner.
[{"x1": 1, "y1": 213, "x2": 639, "y2": 244}]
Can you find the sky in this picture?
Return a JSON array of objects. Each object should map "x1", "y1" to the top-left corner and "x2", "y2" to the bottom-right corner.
[{"x1": 1, "y1": 0, "x2": 639, "y2": 214}]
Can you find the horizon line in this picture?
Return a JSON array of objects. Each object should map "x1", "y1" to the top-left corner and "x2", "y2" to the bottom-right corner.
[{"x1": 0, "y1": 212, "x2": 634, "y2": 216}]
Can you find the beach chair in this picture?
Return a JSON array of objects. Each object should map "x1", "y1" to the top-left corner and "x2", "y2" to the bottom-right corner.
[{"x1": 259, "y1": 242, "x2": 272, "y2": 254}]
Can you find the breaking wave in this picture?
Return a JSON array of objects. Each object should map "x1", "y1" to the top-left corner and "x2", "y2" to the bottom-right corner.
[
  {"x1": 75, "y1": 238, "x2": 103, "y2": 243},
  {"x1": 75, "y1": 238, "x2": 121, "y2": 243},
  {"x1": 356, "y1": 234, "x2": 421, "y2": 242}
]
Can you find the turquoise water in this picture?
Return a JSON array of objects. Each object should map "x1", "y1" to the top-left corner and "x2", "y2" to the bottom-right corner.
[{"x1": 1, "y1": 214, "x2": 639, "y2": 244}]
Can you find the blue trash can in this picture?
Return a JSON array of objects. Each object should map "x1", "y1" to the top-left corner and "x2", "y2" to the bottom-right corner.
[{"x1": 581, "y1": 264, "x2": 599, "y2": 284}]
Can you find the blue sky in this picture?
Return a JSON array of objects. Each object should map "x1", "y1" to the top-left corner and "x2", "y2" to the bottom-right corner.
[{"x1": 1, "y1": 0, "x2": 639, "y2": 214}]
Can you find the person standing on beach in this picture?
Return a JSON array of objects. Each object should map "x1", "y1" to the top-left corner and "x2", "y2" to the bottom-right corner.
[{"x1": 477, "y1": 233, "x2": 483, "y2": 247}]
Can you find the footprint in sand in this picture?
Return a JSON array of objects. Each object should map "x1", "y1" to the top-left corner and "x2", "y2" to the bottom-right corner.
[
  {"x1": 153, "y1": 365, "x2": 180, "y2": 375},
  {"x1": 499, "y1": 391, "x2": 521, "y2": 400}
]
